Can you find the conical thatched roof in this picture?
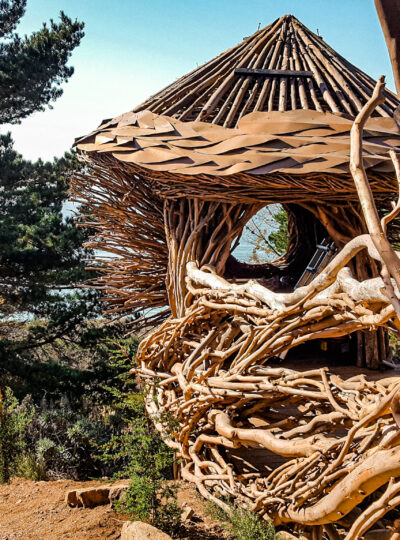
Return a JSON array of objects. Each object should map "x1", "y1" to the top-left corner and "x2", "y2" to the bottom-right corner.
[
  {"x1": 133, "y1": 14, "x2": 399, "y2": 125},
  {"x1": 75, "y1": 14, "x2": 400, "y2": 185}
]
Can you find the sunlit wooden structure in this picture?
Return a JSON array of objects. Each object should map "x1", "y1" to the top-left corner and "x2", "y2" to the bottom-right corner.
[{"x1": 73, "y1": 15, "x2": 400, "y2": 538}]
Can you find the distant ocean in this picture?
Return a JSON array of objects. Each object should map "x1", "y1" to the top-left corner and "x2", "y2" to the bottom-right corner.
[
  {"x1": 232, "y1": 236, "x2": 253, "y2": 262},
  {"x1": 231, "y1": 224, "x2": 275, "y2": 264}
]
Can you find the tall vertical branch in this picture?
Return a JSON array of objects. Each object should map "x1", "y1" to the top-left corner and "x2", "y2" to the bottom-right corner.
[{"x1": 350, "y1": 75, "x2": 400, "y2": 317}]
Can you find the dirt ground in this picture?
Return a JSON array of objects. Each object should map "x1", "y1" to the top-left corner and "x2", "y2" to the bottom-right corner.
[{"x1": 0, "y1": 478, "x2": 227, "y2": 540}]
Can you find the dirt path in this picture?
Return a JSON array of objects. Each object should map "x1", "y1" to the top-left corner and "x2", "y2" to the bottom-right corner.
[{"x1": 0, "y1": 478, "x2": 226, "y2": 540}]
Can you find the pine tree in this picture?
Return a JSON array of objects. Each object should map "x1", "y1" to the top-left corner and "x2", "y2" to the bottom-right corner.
[
  {"x1": 0, "y1": 1, "x2": 89, "y2": 330},
  {"x1": 0, "y1": 133, "x2": 98, "y2": 324},
  {"x1": 0, "y1": 0, "x2": 90, "y2": 332},
  {"x1": 0, "y1": 3, "x2": 108, "y2": 397},
  {"x1": 0, "y1": 0, "x2": 84, "y2": 124}
]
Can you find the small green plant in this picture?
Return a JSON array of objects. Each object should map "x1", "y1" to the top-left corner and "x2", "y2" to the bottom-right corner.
[
  {"x1": 15, "y1": 451, "x2": 48, "y2": 481},
  {"x1": 206, "y1": 499, "x2": 279, "y2": 540},
  {"x1": 106, "y1": 409, "x2": 181, "y2": 536},
  {"x1": 122, "y1": 475, "x2": 181, "y2": 535},
  {"x1": 98, "y1": 342, "x2": 181, "y2": 537},
  {"x1": 0, "y1": 386, "x2": 34, "y2": 483}
]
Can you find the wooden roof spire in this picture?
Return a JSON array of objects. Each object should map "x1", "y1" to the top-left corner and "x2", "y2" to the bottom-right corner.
[{"x1": 133, "y1": 14, "x2": 399, "y2": 126}]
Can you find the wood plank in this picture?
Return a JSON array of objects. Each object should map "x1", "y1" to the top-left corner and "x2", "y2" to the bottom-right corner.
[{"x1": 234, "y1": 67, "x2": 313, "y2": 77}]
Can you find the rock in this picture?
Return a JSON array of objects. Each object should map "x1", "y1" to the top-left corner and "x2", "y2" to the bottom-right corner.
[
  {"x1": 65, "y1": 486, "x2": 110, "y2": 508},
  {"x1": 77, "y1": 487, "x2": 110, "y2": 508},
  {"x1": 65, "y1": 489, "x2": 80, "y2": 507},
  {"x1": 109, "y1": 483, "x2": 129, "y2": 502},
  {"x1": 181, "y1": 505, "x2": 194, "y2": 521},
  {"x1": 65, "y1": 482, "x2": 130, "y2": 508},
  {"x1": 120, "y1": 521, "x2": 172, "y2": 540}
]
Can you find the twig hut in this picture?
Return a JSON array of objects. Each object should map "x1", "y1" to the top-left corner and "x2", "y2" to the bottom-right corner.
[
  {"x1": 74, "y1": 14, "x2": 400, "y2": 368},
  {"x1": 72, "y1": 15, "x2": 400, "y2": 534}
]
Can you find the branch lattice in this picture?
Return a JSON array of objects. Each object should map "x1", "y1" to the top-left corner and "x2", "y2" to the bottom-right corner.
[
  {"x1": 132, "y1": 79, "x2": 400, "y2": 538},
  {"x1": 135, "y1": 255, "x2": 400, "y2": 538}
]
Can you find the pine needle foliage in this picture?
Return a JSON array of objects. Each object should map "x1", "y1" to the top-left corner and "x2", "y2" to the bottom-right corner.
[
  {"x1": 0, "y1": 0, "x2": 84, "y2": 124},
  {"x1": 99, "y1": 342, "x2": 181, "y2": 537}
]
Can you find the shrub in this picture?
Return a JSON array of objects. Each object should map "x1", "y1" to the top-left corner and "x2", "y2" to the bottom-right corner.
[
  {"x1": 98, "y1": 343, "x2": 181, "y2": 537},
  {"x1": 15, "y1": 451, "x2": 47, "y2": 481},
  {"x1": 99, "y1": 390, "x2": 181, "y2": 536},
  {"x1": 22, "y1": 396, "x2": 112, "y2": 479},
  {"x1": 0, "y1": 337, "x2": 140, "y2": 483},
  {"x1": 206, "y1": 500, "x2": 279, "y2": 540},
  {"x1": 0, "y1": 386, "x2": 34, "y2": 483}
]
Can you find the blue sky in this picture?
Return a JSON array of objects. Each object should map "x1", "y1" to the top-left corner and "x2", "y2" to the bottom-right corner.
[{"x1": 3, "y1": 0, "x2": 396, "y2": 161}]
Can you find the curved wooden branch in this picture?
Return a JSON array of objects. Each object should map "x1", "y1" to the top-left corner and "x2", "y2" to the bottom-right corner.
[
  {"x1": 345, "y1": 477, "x2": 400, "y2": 540},
  {"x1": 350, "y1": 76, "x2": 400, "y2": 318},
  {"x1": 375, "y1": 0, "x2": 400, "y2": 96},
  {"x1": 381, "y1": 151, "x2": 400, "y2": 233},
  {"x1": 280, "y1": 448, "x2": 400, "y2": 526}
]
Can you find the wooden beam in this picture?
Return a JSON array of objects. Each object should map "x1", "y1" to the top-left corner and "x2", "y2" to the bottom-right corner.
[{"x1": 234, "y1": 67, "x2": 313, "y2": 77}]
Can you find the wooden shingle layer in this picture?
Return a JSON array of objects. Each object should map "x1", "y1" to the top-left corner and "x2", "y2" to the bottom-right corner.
[{"x1": 76, "y1": 108, "x2": 400, "y2": 178}]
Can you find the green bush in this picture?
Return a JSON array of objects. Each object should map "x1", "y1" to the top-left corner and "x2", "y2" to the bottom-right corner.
[
  {"x1": 0, "y1": 386, "x2": 34, "y2": 483},
  {"x1": 22, "y1": 394, "x2": 119, "y2": 479},
  {"x1": 207, "y1": 500, "x2": 279, "y2": 540},
  {"x1": 0, "y1": 337, "x2": 140, "y2": 483},
  {"x1": 0, "y1": 391, "x2": 114, "y2": 481},
  {"x1": 15, "y1": 451, "x2": 47, "y2": 481},
  {"x1": 98, "y1": 344, "x2": 181, "y2": 537},
  {"x1": 99, "y1": 391, "x2": 181, "y2": 536}
]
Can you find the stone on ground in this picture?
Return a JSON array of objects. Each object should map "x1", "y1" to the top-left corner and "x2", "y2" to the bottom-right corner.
[
  {"x1": 65, "y1": 482, "x2": 129, "y2": 508},
  {"x1": 120, "y1": 521, "x2": 172, "y2": 540},
  {"x1": 181, "y1": 504, "x2": 194, "y2": 521}
]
